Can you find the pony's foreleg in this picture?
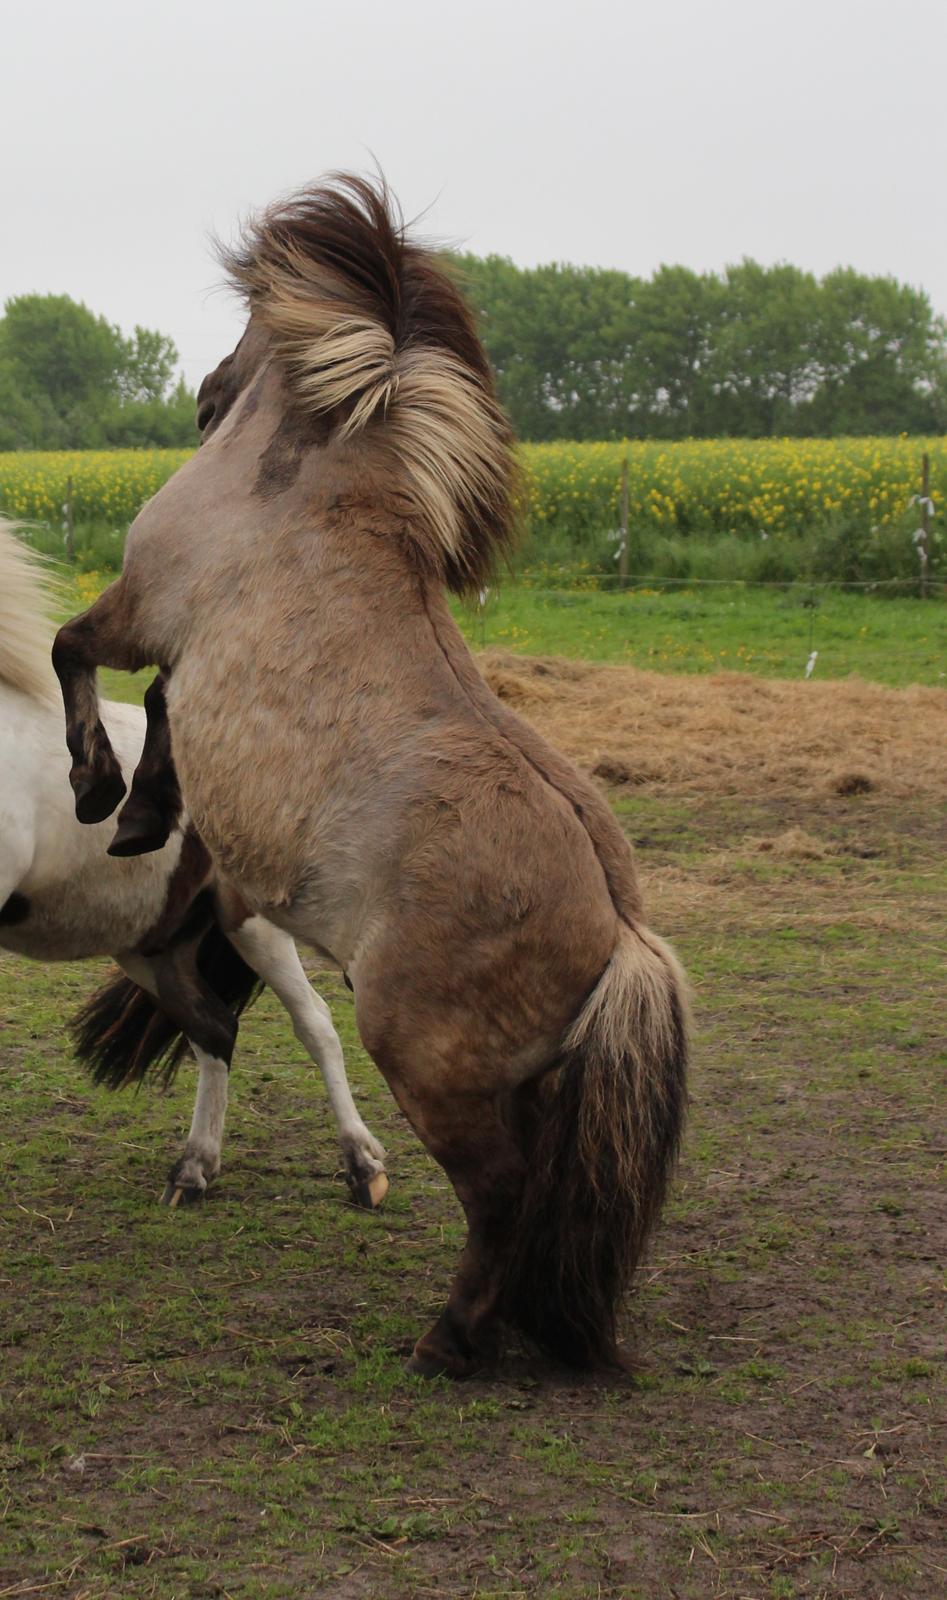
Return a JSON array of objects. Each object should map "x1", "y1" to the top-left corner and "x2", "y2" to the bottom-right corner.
[
  {"x1": 52, "y1": 579, "x2": 149, "y2": 824},
  {"x1": 227, "y1": 917, "x2": 388, "y2": 1209},
  {"x1": 109, "y1": 674, "x2": 183, "y2": 858}
]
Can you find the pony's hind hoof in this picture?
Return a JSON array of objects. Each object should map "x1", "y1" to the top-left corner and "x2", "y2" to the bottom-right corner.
[
  {"x1": 405, "y1": 1343, "x2": 482, "y2": 1381},
  {"x1": 406, "y1": 1314, "x2": 492, "y2": 1380},
  {"x1": 73, "y1": 770, "x2": 127, "y2": 825},
  {"x1": 405, "y1": 1345, "x2": 456, "y2": 1380}
]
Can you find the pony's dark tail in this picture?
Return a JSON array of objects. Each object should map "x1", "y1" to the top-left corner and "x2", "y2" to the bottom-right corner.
[
  {"x1": 71, "y1": 926, "x2": 264, "y2": 1090},
  {"x1": 501, "y1": 921, "x2": 689, "y2": 1366}
]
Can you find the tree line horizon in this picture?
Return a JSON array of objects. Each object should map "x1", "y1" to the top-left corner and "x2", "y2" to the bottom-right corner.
[{"x1": 2, "y1": 253, "x2": 945, "y2": 451}]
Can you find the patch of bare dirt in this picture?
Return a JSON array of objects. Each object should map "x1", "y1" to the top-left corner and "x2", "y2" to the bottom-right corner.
[{"x1": 480, "y1": 650, "x2": 947, "y2": 799}]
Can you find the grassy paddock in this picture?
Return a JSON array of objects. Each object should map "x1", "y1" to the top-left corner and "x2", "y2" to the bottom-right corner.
[
  {"x1": 2, "y1": 773, "x2": 944, "y2": 1596},
  {"x1": 459, "y1": 582, "x2": 946, "y2": 687},
  {"x1": 3, "y1": 553, "x2": 944, "y2": 1595}
]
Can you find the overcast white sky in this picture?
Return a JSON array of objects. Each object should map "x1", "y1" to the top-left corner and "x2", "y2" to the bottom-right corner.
[{"x1": 3, "y1": 0, "x2": 945, "y2": 390}]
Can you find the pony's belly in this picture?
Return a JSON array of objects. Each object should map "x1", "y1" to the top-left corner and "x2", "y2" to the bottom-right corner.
[
  {"x1": 186, "y1": 849, "x2": 362, "y2": 972},
  {"x1": 169, "y1": 732, "x2": 374, "y2": 963}
]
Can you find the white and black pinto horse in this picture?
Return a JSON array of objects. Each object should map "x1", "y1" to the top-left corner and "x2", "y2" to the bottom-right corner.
[{"x1": 0, "y1": 519, "x2": 387, "y2": 1207}]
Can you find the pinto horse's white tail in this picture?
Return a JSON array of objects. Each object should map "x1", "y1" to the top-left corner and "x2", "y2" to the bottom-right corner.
[
  {"x1": 502, "y1": 920, "x2": 689, "y2": 1366},
  {"x1": 0, "y1": 519, "x2": 60, "y2": 705}
]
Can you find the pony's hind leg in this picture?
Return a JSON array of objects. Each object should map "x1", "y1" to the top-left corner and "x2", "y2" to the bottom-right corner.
[
  {"x1": 52, "y1": 579, "x2": 148, "y2": 824},
  {"x1": 358, "y1": 1019, "x2": 526, "y2": 1375},
  {"x1": 227, "y1": 917, "x2": 388, "y2": 1208},
  {"x1": 109, "y1": 674, "x2": 183, "y2": 858},
  {"x1": 404, "y1": 1091, "x2": 526, "y2": 1378}
]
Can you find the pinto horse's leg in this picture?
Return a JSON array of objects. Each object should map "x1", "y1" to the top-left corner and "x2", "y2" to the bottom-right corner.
[
  {"x1": 161, "y1": 1045, "x2": 229, "y2": 1204},
  {"x1": 52, "y1": 580, "x2": 148, "y2": 824},
  {"x1": 109, "y1": 674, "x2": 183, "y2": 858},
  {"x1": 120, "y1": 920, "x2": 239, "y2": 1205},
  {"x1": 227, "y1": 917, "x2": 388, "y2": 1209},
  {"x1": 0, "y1": 803, "x2": 35, "y2": 937}
]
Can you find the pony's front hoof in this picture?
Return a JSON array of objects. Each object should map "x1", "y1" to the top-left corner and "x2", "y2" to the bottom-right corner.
[
  {"x1": 108, "y1": 813, "x2": 172, "y2": 857},
  {"x1": 342, "y1": 1135, "x2": 389, "y2": 1211},
  {"x1": 73, "y1": 769, "x2": 127, "y2": 825}
]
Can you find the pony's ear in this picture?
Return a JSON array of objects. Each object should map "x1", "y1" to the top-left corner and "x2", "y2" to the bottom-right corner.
[
  {"x1": 196, "y1": 321, "x2": 271, "y2": 441},
  {"x1": 221, "y1": 175, "x2": 519, "y2": 594}
]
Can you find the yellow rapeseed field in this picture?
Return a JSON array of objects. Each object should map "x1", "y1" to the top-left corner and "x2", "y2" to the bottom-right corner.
[
  {"x1": 519, "y1": 436, "x2": 944, "y2": 541},
  {"x1": 0, "y1": 449, "x2": 192, "y2": 527},
  {"x1": 0, "y1": 438, "x2": 941, "y2": 547}
]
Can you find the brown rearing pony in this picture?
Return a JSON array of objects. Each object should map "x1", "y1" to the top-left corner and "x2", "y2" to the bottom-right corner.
[{"x1": 52, "y1": 175, "x2": 689, "y2": 1378}]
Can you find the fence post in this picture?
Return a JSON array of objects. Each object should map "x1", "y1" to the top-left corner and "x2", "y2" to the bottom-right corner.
[
  {"x1": 64, "y1": 475, "x2": 76, "y2": 563},
  {"x1": 618, "y1": 456, "x2": 630, "y2": 587},
  {"x1": 918, "y1": 452, "x2": 930, "y2": 600}
]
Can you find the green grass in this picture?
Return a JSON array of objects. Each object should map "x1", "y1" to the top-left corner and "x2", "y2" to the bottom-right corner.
[{"x1": 456, "y1": 581, "x2": 946, "y2": 686}]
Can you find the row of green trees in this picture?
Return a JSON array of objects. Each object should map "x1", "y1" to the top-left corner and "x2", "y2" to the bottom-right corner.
[
  {"x1": 0, "y1": 296, "x2": 196, "y2": 450},
  {"x1": 454, "y1": 257, "x2": 947, "y2": 440},
  {"x1": 4, "y1": 259, "x2": 947, "y2": 449}
]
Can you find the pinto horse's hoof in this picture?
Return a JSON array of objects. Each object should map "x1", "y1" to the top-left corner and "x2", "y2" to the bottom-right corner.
[
  {"x1": 159, "y1": 1171, "x2": 209, "y2": 1203},
  {"x1": 160, "y1": 1178, "x2": 207, "y2": 1207},
  {"x1": 350, "y1": 1170, "x2": 390, "y2": 1211},
  {"x1": 73, "y1": 770, "x2": 127, "y2": 826},
  {"x1": 160, "y1": 1151, "x2": 217, "y2": 1207},
  {"x1": 108, "y1": 813, "x2": 172, "y2": 857}
]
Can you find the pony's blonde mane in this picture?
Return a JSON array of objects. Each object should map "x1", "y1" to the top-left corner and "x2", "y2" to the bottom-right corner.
[
  {"x1": 0, "y1": 520, "x2": 61, "y2": 704},
  {"x1": 223, "y1": 175, "x2": 518, "y2": 594}
]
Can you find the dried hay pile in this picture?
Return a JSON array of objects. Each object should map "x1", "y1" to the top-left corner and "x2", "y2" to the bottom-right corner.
[{"x1": 479, "y1": 651, "x2": 947, "y2": 800}]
